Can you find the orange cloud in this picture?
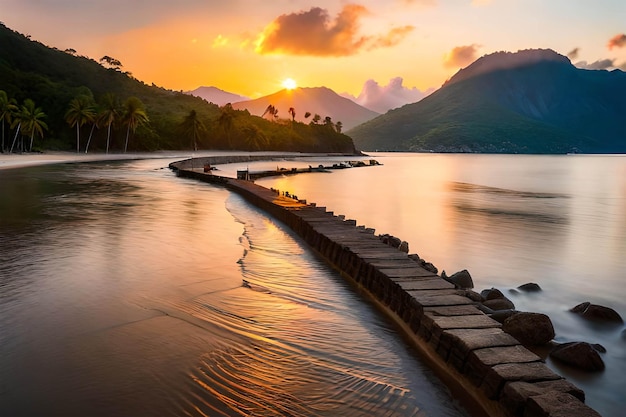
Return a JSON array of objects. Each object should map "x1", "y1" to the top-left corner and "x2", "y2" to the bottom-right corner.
[
  {"x1": 256, "y1": 5, "x2": 414, "y2": 56},
  {"x1": 444, "y1": 44, "x2": 480, "y2": 68},
  {"x1": 607, "y1": 33, "x2": 626, "y2": 50}
]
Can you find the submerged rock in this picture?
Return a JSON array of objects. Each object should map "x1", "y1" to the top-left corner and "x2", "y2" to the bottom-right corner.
[
  {"x1": 517, "y1": 282, "x2": 542, "y2": 292},
  {"x1": 570, "y1": 302, "x2": 623, "y2": 324},
  {"x1": 550, "y1": 342, "x2": 605, "y2": 371},
  {"x1": 503, "y1": 312, "x2": 555, "y2": 346}
]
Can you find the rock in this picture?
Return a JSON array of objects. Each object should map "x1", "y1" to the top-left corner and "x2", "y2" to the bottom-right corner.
[
  {"x1": 490, "y1": 309, "x2": 519, "y2": 324},
  {"x1": 550, "y1": 342, "x2": 605, "y2": 371},
  {"x1": 508, "y1": 288, "x2": 520, "y2": 295},
  {"x1": 443, "y1": 269, "x2": 474, "y2": 289},
  {"x1": 388, "y1": 236, "x2": 402, "y2": 248},
  {"x1": 398, "y1": 241, "x2": 409, "y2": 253},
  {"x1": 422, "y1": 262, "x2": 438, "y2": 274},
  {"x1": 482, "y1": 287, "x2": 505, "y2": 300},
  {"x1": 591, "y1": 343, "x2": 606, "y2": 353},
  {"x1": 483, "y1": 298, "x2": 516, "y2": 311},
  {"x1": 408, "y1": 253, "x2": 421, "y2": 262},
  {"x1": 464, "y1": 290, "x2": 483, "y2": 302},
  {"x1": 570, "y1": 302, "x2": 623, "y2": 323},
  {"x1": 517, "y1": 282, "x2": 542, "y2": 292},
  {"x1": 503, "y1": 312, "x2": 555, "y2": 346},
  {"x1": 410, "y1": 254, "x2": 438, "y2": 274}
]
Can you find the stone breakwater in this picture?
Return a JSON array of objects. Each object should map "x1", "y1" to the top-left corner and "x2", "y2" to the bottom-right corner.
[{"x1": 169, "y1": 157, "x2": 601, "y2": 417}]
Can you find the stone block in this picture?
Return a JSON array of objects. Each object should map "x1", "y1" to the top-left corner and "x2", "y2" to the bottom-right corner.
[
  {"x1": 524, "y1": 392, "x2": 601, "y2": 417},
  {"x1": 481, "y1": 362, "x2": 561, "y2": 399},
  {"x1": 501, "y1": 380, "x2": 585, "y2": 417}
]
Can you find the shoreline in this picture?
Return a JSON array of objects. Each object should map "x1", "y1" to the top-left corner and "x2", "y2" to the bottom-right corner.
[
  {"x1": 0, "y1": 150, "x2": 365, "y2": 172},
  {"x1": 0, "y1": 151, "x2": 186, "y2": 171}
]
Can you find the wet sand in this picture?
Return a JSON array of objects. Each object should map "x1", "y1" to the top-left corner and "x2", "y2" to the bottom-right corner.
[{"x1": 0, "y1": 151, "x2": 195, "y2": 171}]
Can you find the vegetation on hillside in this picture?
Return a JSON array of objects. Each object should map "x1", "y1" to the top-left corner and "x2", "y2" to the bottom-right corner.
[
  {"x1": 0, "y1": 23, "x2": 356, "y2": 154},
  {"x1": 348, "y1": 51, "x2": 626, "y2": 154}
]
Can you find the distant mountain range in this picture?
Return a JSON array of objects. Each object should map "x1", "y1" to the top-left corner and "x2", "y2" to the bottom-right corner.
[
  {"x1": 186, "y1": 86, "x2": 248, "y2": 106},
  {"x1": 231, "y1": 87, "x2": 379, "y2": 131},
  {"x1": 348, "y1": 49, "x2": 626, "y2": 153}
]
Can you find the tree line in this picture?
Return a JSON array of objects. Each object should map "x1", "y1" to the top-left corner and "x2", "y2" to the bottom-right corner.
[
  {"x1": 1, "y1": 89, "x2": 355, "y2": 154},
  {"x1": 0, "y1": 89, "x2": 149, "y2": 154}
]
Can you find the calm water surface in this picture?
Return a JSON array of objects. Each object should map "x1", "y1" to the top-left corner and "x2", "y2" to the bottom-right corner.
[
  {"x1": 256, "y1": 153, "x2": 626, "y2": 417},
  {"x1": 0, "y1": 158, "x2": 467, "y2": 417}
]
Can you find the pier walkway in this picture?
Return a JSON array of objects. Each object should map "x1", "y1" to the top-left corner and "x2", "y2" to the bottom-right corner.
[{"x1": 170, "y1": 157, "x2": 599, "y2": 417}]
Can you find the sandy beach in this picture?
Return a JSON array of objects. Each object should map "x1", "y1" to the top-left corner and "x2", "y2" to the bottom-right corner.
[{"x1": 0, "y1": 151, "x2": 202, "y2": 171}]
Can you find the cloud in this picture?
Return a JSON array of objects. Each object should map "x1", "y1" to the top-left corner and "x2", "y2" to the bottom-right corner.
[
  {"x1": 607, "y1": 33, "x2": 626, "y2": 50},
  {"x1": 567, "y1": 47, "x2": 579, "y2": 60},
  {"x1": 343, "y1": 77, "x2": 434, "y2": 113},
  {"x1": 255, "y1": 5, "x2": 414, "y2": 56},
  {"x1": 575, "y1": 59, "x2": 615, "y2": 70},
  {"x1": 444, "y1": 44, "x2": 480, "y2": 68}
]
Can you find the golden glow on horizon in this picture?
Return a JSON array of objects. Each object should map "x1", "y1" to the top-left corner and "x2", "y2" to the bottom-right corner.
[{"x1": 282, "y1": 78, "x2": 297, "y2": 90}]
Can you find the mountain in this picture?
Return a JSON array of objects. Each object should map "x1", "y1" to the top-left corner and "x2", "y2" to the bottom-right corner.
[
  {"x1": 348, "y1": 49, "x2": 626, "y2": 153},
  {"x1": 0, "y1": 23, "x2": 356, "y2": 154},
  {"x1": 231, "y1": 87, "x2": 379, "y2": 131},
  {"x1": 186, "y1": 86, "x2": 248, "y2": 106}
]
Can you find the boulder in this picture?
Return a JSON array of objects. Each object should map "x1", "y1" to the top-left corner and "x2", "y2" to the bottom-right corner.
[
  {"x1": 410, "y1": 254, "x2": 438, "y2": 274},
  {"x1": 570, "y1": 302, "x2": 623, "y2": 323},
  {"x1": 503, "y1": 312, "x2": 555, "y2": 346},
  {"x1": 490, "y1": 309, "x2": 519, "y2": 324},
  {"x1": 517, "y1": 282, "x2": 542, "y2": 292},
  {"x1": 483, "y1": 298, "x2": 515, "y2": 311},
  {"x1": 482, "y1": 287, "x2": 505, "y2": 300},
  {"x1": 443, "y1": 269, "x2": 474, "y2": 289},
  {"x1": 550, "y1": 342, "x2": 605, "y2": 371},
  {"x1": 464, "y1": 290, "x2": 484, "y2": 302},
  {"x1": 398, "y1": 241, "x2": 409, "y2": 253}
]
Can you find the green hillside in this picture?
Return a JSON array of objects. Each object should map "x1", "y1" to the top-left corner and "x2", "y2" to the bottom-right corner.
[
  {"x1": 0, "y1": 23, "x2": 356, "y2": 154},
  {"x1": 348, "y1": 50, "x2": 626, "y2": 154}
]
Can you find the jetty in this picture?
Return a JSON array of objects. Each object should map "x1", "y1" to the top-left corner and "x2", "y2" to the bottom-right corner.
[{"x1": 169, "y1": 156, "x2": 600, "y2": 417}]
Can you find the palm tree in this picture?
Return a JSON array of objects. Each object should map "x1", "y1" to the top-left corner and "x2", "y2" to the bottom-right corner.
[
  {"x1": 311, "y1": 114, "x2": 321, "y2": 125},
  {"x1": 304, "y1": 111, "x2": 311, "y2": 120},
  {"x1": 180, "y1": 109, "x2": 207, "y2": 151},
  {"x1": 65, "y1": 95, "x2": 96, "y2": 153},
  {"x1": 335, "y1": 121, "x2": 343, "y2": 133},
  {"x1": 122, "y1": 96, "x2": 149, "y2": 153},
  {"x1": 0, "y1": 90, "x2": 18, "y2": 152},
  {"x1": 288, "y1": 107, "x2": 296, "y2": 122},
  {"x1": 218, "y1": 103, "x2": 235, "y2": 147},
  {"x1": 11, "y1": 99, "x2": 48, "y2": 152},
  {"x1": 97, "y1": 93, "x2": 119, "y2": 154},
  {"x1": 242, "y1": 124, "x2": 268, "y2": 150}
]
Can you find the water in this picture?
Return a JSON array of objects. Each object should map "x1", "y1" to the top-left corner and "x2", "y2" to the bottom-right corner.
[
  {"x1": 0, "y1": 158, "x2": 467, "y2": 417},
  {"x1": 256, "y1": 153, "x2": 626, "y2": 417}
]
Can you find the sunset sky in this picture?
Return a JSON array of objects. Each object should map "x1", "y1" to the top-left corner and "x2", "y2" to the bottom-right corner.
[{"x1": 2, "y1": 0, "x2": 626, "y2": 99}]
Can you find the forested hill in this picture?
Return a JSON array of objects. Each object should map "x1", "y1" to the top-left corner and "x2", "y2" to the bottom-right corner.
[
  {"x1": 348, "y1": 49, "x2": 626, "y2": 154},
  {"x1": 0, "y1": 23, "x2": 356, "y2": 154}
]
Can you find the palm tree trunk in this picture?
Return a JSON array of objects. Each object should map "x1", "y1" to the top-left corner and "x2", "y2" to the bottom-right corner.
[
  {"x1": 76, "y1": 124, "x2": 80, "y2": 153},
  {"x1": 106, "y1": 123, "x2": 111, "y2": 154},
  {"x1": 85, "y1": 123, "x2": 96, "y2": 153},
  {"x1": 124, "y1": 125, "x2": 130, "y2": 153},
  {"x1": 10, "y1": 123, "x2": 20, "y2": 153},
  {"x1": 29, "y1": 130, "x2": 35, "y2": 152},
  {"x1": 1, "y1": 120, "x2": 4, "y2": 152}
]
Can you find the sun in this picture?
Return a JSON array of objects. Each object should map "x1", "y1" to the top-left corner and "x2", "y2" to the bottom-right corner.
[{"x1": 282, "y1": 78, "x2": 297, "y2": 90}]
